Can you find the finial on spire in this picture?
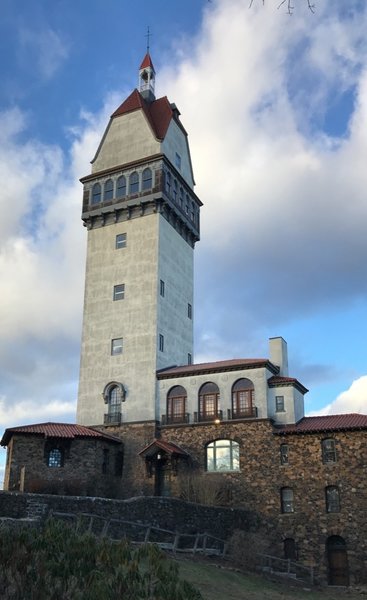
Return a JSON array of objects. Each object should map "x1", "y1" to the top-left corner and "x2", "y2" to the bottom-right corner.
[{"x1": 145, "y1": 26, "x2": 152, "y2": 54}]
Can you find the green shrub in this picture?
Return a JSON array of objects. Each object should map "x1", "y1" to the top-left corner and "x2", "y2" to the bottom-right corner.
[{"x1": 0, "y1": 519, "x2": 202, "y2": 599}]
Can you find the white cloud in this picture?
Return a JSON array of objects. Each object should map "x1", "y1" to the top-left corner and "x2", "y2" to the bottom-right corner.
[
  {"x1": 310, "y1": 376, "x2": 367, "y2": 416},
  {"x1": 18, "y1": 26, "x2": 69, "y2": 80},
  {"x1": 0, "y1": 396, "x2": 76, "y2": 429}
]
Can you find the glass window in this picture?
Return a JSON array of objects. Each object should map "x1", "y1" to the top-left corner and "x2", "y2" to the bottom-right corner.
[
  {"x1": 206, "y1": 440, "x2": 240, "y2": 472},
  {"x1": 166, "y1": 172, "x2": 171, "y2": 195},
  {"x1": 142, "y1": 168, "x2": 152, "y2": 190},
  {"x1": 111, "y1": 338, "x2": 123, "y2": 355},
  {"x1": 199, "y1": 382, "x2": 220, "y2": 421},
  {"x1": 188, "y1": 303, "x2": 192, "y2": 319},
  {"x1": 116, "y1": 175, "x2": 126, "y2": 199},
  {"x1": 179, "y1": 186, "x2": 184, "y2": 208},
  {"x1": 116, "y1": 233, "x2": 127, "y2": 249},
  {"x1": 173, "y1": 179, "x2": 177, "y2": 201},
  {"x1": 326, "y1": 486, "x2": 340, "y2": 513},
  {"x1": 159, "y1": 334, "x2": 164, "y2": 352},
  {"x1": 91, "y1": 183, "x2": 101, "y2": 204},
  {"x1": 113, "y1": 284, "x2": 125, "y2": 301},
  {"x1": 167, "y1": 386, "x2": 187, "y2": 424},
  {"x1": 280, "y1": 444, "x2": 289, "y2": 465},
  {"x1": 232, "y1": 379, "x2": 255, "y2": 418},
  {"x1": 160, "y1": 280, "x2": 165, "y2": 297},
  {"x1": 322, "y1": 439, "x2": 337, "y2": 463},
  {"x1": 129, "y1": 171, "x2": 139, "y2": 194},
  {"x1": 175, "y1": 152, "x2": 181, "y2": 170},
  {"x1": 276, "y1": 396, "x2": 285, "y2": 412},
  {"x1": 281, "y1": 487, "x2": 294, "y2": 513},
  {"x1": 104, "y1": 179, "x2": 114, "y2": 201},
  {"x1": 48, "y1": 448, "x2": 63, "y2": 468},
  {"x1": 188, "y1": 353, "x2": 192, "y2": 365},
  {"x1": 108, "y1": 386, "x2": 122, "y2": 417}
]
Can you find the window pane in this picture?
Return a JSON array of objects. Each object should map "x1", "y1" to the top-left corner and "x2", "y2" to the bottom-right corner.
[
  {"x1": 116, "y1": 233, "x2": 126, "y2": 249},
  {"x1": 111, "y1": 338, "x2": 123, "y2": 355},
  {"x1": 91, "y1": 183, "x2": 101, "y2": 204},
  {"x1": 104, "y1": 179, "x2": 114, "y2": 201},
  {"x1": 113, "y1": 284, "x2": 125, "y2": 301},
  {"x1": 129, "y1": 172, "x2": 139, "y2": 194},
  {"x1": 116, "y1": 176, "x2": 126, "y2": 198},
  {"x1": 48, "y1": 448, "x2": 62, "y2": 468},
  {"x1": 142, "y1": 168, "x2": 152, "y2": 190}
]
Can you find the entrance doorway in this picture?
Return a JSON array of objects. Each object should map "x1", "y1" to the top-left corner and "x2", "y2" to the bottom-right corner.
[
  {"x1": 154, "y1": 459, "x2": 172, "y2": 497},
  {"x1": 284, "y1": 538, "x2": 297, "y2": 560},
  {"x1": 327, "y1": 536, "x2": 349, "y2": 586}
]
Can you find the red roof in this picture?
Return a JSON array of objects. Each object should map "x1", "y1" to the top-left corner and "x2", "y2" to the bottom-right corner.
[
  {"x1": 274, "y1": 413, "x2": 367, "y2": 435},
  {"x1": 268, "y1": 375, "x2": 308, "y2": 394},
  {"x1": 139, "y1": 439, "x2": 189, "y2": 457},
  {"x1": 157, "y1": 358, "x2": 278, "y2": 379},
  {"x1": 139, "y1": 53, "x2": 155, "y2": 71},
  {"x1": 1, "y1": 422, "x2": 121, "y2": 446},
  {"x1": 111, "y1": 89, "x2": 177, "y2": 141}
]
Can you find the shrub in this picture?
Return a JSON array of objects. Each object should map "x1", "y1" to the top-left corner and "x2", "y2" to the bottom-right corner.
[
  {"x1": 0, "y1": 519, "x2": 203, "y2": 599},
  {"x1": 228, "y1": 530, "x2": 270, "y2": 572}
]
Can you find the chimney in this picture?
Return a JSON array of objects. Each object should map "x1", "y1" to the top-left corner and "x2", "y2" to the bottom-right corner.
[{"x1": 269, "y1": 337, "x2": 288, "y2": 376}]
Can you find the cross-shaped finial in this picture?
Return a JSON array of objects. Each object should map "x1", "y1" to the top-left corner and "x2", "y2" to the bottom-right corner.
[{"x1": 145, "y1": 26, "x2": 152, "y2": 53}]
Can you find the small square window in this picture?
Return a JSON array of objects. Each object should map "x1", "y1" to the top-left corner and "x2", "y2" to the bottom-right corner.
[
  {"x1": 188, "y1": 303, "x2": 192, "y2": 319},
  {"x1": 160, "y1": 280, "x2": 165, "y2": 297},
  {"x1": 159, "y1": 334, "x2": 164, "y2": 352},
  {"x1": 175, "y1": 153, "x2": 181, "y2": 170},
  {"x1": 111, "y1": 338, "x2": 123, "y2": 355},
  {"x1": 113, "y1": 284, "x2": 125, "y2": 301},
  {"x1": 188, "y1": 353, "x2": 192, "y2": 365},
  {"x1": 276, "y1": 396, "x2": 285, "y2": 412},
  {"x1": 116, "y1": 233, "x2": 126, "y2": 249}
]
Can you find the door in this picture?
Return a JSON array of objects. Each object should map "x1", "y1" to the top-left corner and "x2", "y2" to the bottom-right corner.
[{"x1": 327, "y1": 536, "x2": 349, "y2": 586}]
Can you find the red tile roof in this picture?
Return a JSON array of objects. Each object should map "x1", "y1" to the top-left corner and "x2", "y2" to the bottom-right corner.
[
  {"x1": 274, "y1": 413, "x2": 367, "y2": 435},
  {"x1": 268, "y1": 375, "x2": 308, "y2": 394},
  {"x1": 139, "y1": 439, "x2": 189, "y2": 457},
  {"x1": 139, "y1": 53, "x2": 155, "y2": 70},
  {"x1": 111, "y1": 90, "x2": 176, "y2": 141},
  {"x1": 1, "y1": 422, "x2": 121, "y2": 446},
  {"x1": 157, "y1": 358, "x2": 278, "y2": 379}
]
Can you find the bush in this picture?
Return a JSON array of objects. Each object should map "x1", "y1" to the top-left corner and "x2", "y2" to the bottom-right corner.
[
  {"x1": 0, "y1": 519, "x2": 203, "y2": 599},
  {"x1": 228, "y1": 530, "x2": 270, "y2": 572},
  {"x1": 179, "y1": 473, "x2": 231, "y2": 506}
]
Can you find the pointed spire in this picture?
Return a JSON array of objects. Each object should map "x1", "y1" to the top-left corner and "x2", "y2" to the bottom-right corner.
[{"x1": 139, "y1": 28, "x2": 156, "y2": 103}]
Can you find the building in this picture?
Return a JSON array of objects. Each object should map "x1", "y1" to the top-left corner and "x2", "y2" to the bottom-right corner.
[{"x1": 1, "y1": 53, "x2": 366, "y2": 586}]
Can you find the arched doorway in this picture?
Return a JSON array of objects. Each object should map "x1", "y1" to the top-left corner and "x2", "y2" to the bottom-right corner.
[{"x1": 327, "y1": 536, "x2": 349, "y2": 586}]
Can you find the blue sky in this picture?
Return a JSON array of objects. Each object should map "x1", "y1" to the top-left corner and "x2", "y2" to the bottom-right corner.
[{"x1": 1, "y1": 0, "x2": 367, "y2": 482}]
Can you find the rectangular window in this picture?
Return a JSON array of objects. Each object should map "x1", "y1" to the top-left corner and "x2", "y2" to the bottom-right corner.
[
  {"x1": 111, "y1": 338, "x2": 123, "y2": 355},
  {"x1": 159, "y1": 334, "x2": 164, "y2": 352},
  {"x1": 188, "y1": 353, "x2": 192, "y2": 365},
  {"x1": 160, "y1": 279, "x2": 165, "y2": 297},
  {"x1": 275, "y1": 396, "x2": 285, "y2": 412},
  {"x1": 188, "y1": 303, "x2": 192, "y2": 319},
  {"x1": 175, "y1": 152, "x2": 181, "y2": 170},
  {"x1": 113, "y1": 284, "x2": 125, "y2": 301},
  {"x1": 115, "y1": 233, "x2": 127, "y2": 249},
  {"x1": 280, "y1": 444, "x2": 289, "y2": 465},
  {"x1": 281, "y1": 487, "x2": 294, "y2": 513}
]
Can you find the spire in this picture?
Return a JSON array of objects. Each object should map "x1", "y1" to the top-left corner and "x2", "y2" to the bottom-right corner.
[{"x1": 139, "y1": 28, "x2": 156, "y2": 103}]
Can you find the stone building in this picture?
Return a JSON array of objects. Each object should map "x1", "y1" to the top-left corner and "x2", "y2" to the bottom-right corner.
[{"x1": 1, "y1": 52, "x2": 366, "y2": 586}]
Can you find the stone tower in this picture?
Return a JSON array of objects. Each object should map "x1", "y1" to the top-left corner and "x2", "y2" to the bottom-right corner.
[{"x1": 77, "y1": 53, "x2": 201, "y2": 427}]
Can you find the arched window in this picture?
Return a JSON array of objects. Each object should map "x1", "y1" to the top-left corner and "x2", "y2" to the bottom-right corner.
[
  {"x1": 142, "y1": 168, "x2": 152, "y2": 190},
  {"x1": 322, "y1": 439, "x2": 337, "y2": 463},
  {"x1": 166, "y1": 385, "x2": 187, "y2": 424},
  {"x1": 198, "y1": 382, "x2": 220, "y2": 422},
  {"x1": 129, "y1": 171, "x2": 139, "y2": 194},
  {"x1": 231, "y1": 378, "x2": 255, "y2": 419},
  {"x1": 280, "y1": 487, "x2": 294, "y2": 513},
  {"x1": 91, "y1": 183, "x2": 101, "y2": 204},
  {"x1": 165, "y1": 172, "x2": 171, "y2": 195},
  {"x1": 48, "y1": 448, "x2": 63, "y2": 468},
  {"x1": 326, "y1": 486, "x2": 340, "y2": 513},
  {"x1": 116, "y1": 175, "x2": 126, "y2": 199},
  {"x1": 206, "y1": 440, "x2": 240, "y2": 472},
  {"x1": 104, "y1": 179, "x2": 114, "y2": 201},
  {"x1": 103, "y1": 382, "x2": 124, "y2": 425}
]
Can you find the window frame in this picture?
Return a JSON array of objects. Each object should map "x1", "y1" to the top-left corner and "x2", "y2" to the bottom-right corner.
[
  {"x1": 326, "y1": 486, "x2": 340, "y2": 513},
  {"x1": 159, "y1": 334, "x2": 164, "y2": 352},
  {"x1": 188, "y1": 303, "x2": 192, "y2": 319},
  {"x1": 111, "y1": 338, "x2": 123, "y2": 355},
  {"x1": 322, "y1": 438, "x2": 337, "y2": 464},
  {"x1": 231, "y1": 379, "x2": 255, "y2": 418},
  {"x1": 47, "y1": 448, "x2": 64, "y2": 468},
  {"x1": 276, "y1": 395, "x2": 285, "y2": 412},
  {"x1": 280, "y1": 443, "x2": 289, "y2": 465},
  {"x1": 116, "y1": 175, "x2": 127, "y2": 199},
  {"x1": 281, "y1": 487, "x2": 294, "y2": 513},
  {"x1": 206, "y1": 439, "x2": 240, "y2": 472},
  {"x1": 91, "y1": 183, "x2": 102, "y2": 205},
  {"x1": 113, "y1": 284, "x2": 125, "y2": 301},
  {"x1": 103, "y1": 179, "x2": 114, "y2": 201},
  {"x1": 199, "y1": 382, "x2": 220, "y2": 421},
  {"x1": 115, "y1": 233, "x2": 127, "y2": 249},
  {"x1": 129, "y1": 171, "x2": 139, "y2": 194},
  {"x1": 160, "y1": 279, "x2": 165, "y2": 297},
  {"x1": 142, "y1": 167, "x2": 153, "y2": 191},
  {"x1": 167, "y1": 386, "x2": 187, "y2": 424}
]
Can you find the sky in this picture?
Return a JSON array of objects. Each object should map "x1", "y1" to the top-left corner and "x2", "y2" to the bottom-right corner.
[{"x1": 1, "y1": 0, "x2": 367, "y2": 483}]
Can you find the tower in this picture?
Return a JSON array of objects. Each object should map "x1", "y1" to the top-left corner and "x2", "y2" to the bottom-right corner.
[{"x1": 77, "y1": 53, "x2": 201, "y2": 426}]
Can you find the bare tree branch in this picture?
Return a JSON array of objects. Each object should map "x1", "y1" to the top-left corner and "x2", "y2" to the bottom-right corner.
[{"x1": 248, "y1": 0, "x2": 315, "y2": 13}]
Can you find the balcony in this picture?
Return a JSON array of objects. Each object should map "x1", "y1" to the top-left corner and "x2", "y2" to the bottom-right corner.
[
  {"x1": 104, "y1": 412, "x2": 122, "y2": 425},
  {"x1": 161, "y1": 413, "x2": 190, "y2": 425},
  {"x1": 194, "y1": 410, "x2": 223, "y2": 423},
  {"x1": 228, "y1": 407, "x2": 258, "y2": 420}
]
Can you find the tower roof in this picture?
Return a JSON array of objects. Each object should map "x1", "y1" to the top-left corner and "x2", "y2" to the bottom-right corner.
[{"x1": 139, "y1": 52, "x2": 155, "y2": 71}]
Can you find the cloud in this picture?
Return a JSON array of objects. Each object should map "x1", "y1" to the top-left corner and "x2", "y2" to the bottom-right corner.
[
  {"x1": 18, "y1": 26, "x2": 69, "y2": 80},
  {"x1": 311, "y1": 375, "x2": 367, "y2": 415}
]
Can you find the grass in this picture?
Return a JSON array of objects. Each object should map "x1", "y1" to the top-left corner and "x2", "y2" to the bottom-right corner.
[{"x1": 177, "y1": 557, "x2": 363, "y2": 600}]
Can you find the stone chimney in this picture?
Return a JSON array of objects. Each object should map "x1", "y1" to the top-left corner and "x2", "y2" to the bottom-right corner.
[{"x1": 269, "y1": 337, "x2": 288, "y2": 376}]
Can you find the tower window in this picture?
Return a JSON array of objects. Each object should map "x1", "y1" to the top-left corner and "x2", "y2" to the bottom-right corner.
[
  {"x1": 91, "y1": 183, "x2": 101, "y2": 204},
  {"x1": 175, "y1": 153, "x2": 181, "y2": 170},
  {"x1": 129, "y1": 171, "x2": 139, "y2": 194},
  {"x1": 173, "y1": 179, "x2": 177, "y2": 201},
  {"x1": 106, "y1": 385, "x2": 122, "y2": 424},
  {"x1": 280, "y1": 444, "x2": 289, "y2": 465},
  {"x1": 322, "y1": 439, "x2": 337, "y2": 463},
  {"x1": 142, "y1": 168, "x2": 152, "y2": 190},
  {"x1": 113, "y1": 284, "x2": 125, "y2": 301},
  {"x1": 116, "y1": 175, "x2": 126, "y2": 198},
  {"x1": 188, "y1": 353, "x2": 192, "y2": 365},
  {"x1": 116, "y1": 233, "x2": 127, "y2": 249},
  {"x1": 104, "y1": 179, "x2": 114, "y2": 201},
  {"x1": 179, "y1": 187, "x2": 184, "y2": 208},
  {"x1": 159, "y1": 334, "x2": 164, "y2": 352},
  {"x1": 48, "y1": 448, "x2": 63, "y2": 468},
  {"x1": 160, "y1": 280, "x2": 165, "y2": 297},
  {"x1": 111, "y1": 338, "x2": 123, "y2": 355},
  {"x1": 326, "y1": 486, "x2": 340, "y2": 513},
  {"x1": 166, "y1": 172, "x2": 171, "y2": 195},
  {"x1": 280, "y1": 487, "x2": 294, "y2": 513},
  {"x1": 188, "y1": 303, "x2": 192, "y2": 319},
  {"x1": 276, "y1": 396, "x2": 285, "y2": 412}
]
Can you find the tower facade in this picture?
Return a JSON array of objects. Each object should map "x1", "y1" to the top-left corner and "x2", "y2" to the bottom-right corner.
[{"x1": 77, "y1": 54, "x2": 201, "y2": 426}]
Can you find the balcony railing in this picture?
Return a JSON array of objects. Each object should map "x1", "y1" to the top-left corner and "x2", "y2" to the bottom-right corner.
[
  {"x1": 227, "y1": 407, "x2": 258, "y2": 420},
  {"x1": 104, "y1": 412, "x2": 122, "y2": 425},
  {"x1": 161, "y1": 413, "x2": 190, "y2": 425},
  {"x1": 194, "y1": 410, "x2": 223, "y2": 423}
]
